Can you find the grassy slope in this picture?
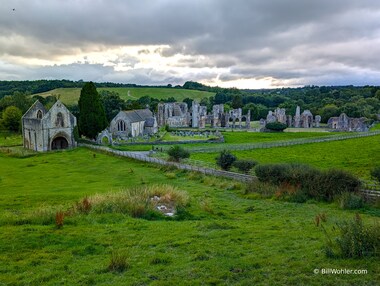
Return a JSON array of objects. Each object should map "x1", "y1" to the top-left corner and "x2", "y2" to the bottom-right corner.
[
  {"x1": 33, "y1": 87, "x2": 215, "y2": 105},
  {"x1": 0, "y1": 148, "x2": 379, "y2": 285},
  {"x1": 191, "y1": 134, "x2": 380, "y2": 179}
]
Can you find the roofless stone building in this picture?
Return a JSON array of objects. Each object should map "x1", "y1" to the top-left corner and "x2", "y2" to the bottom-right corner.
[{"x1": 22, "y1": 100, "x2": 77, "y2": 152}]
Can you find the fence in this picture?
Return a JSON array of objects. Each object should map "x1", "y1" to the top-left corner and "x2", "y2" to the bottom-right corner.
[
  {"x1": 80, "y1": 143, "x2": 254, "y2": 182},
  {"x1": 360, "y1": 180, "x2": 380, "y2": 200}
]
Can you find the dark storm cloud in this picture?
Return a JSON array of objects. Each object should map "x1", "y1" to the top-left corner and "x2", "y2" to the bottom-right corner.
[{"x1": 0, "y1": 0, "x2": 380, "y2": 86}]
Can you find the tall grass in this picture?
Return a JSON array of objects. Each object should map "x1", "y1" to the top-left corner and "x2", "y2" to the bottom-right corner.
[{"x1": 76, "y1": 185, "x2": 189, "y2": 219}]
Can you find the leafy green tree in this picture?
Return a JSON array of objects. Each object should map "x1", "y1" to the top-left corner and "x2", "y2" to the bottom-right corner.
[
  {"x1": 167, "y1": 145, "x2": 190, "y2": 162},
  {"x1": 99, "y1": 90, "x2": 127, "y2": 122},
  {"x1": 1, "y1": 106, "x2": 22, "y2": 132},
  {"x1": 374, "y1": 90, "x2": 380, "y2": 101},
  {"x1": 0, "y1": 92, "x2": 33, "y2": 113},
  {"x1": 78, "y1": 82, "x2": 108, "y2": 139},
  {"x1": 231, "y1": 94, "x2": 243, "y2": 109},
  {"x1": 216, "y1": 150, "x2": 236, "y2": 171},
  {"x1": 319, "y1": 104, "x2": 340, "y2": 123},
  {"x1": 182, "y1": 97, "x2": 193, "y2": 108}
]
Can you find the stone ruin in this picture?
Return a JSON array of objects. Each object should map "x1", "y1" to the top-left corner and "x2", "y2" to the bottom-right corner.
[
  {"x1": 327, "y1": 113, "x2": 368, "y2": 132},
  {"x1": 157, "y1": 101, "x2": 251, "y2": 129},
  {"x1": 262, "y1": 106, "x2": 321, "y2": 128},
  {"x1": 157, "y1": 102, "x2": 189, "y2": 128}
]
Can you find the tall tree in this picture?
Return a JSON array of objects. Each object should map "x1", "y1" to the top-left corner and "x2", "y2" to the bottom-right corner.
[{"x1": 78, "y1": 82, "x2": 108, "y2": 139}]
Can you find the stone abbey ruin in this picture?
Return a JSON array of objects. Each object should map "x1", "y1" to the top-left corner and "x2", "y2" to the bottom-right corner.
[{"x1": 157, "y1": 101, "x2": 251, "y2": 129}]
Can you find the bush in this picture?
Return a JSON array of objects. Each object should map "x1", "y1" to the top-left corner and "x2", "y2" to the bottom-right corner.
[
  {"x1": 338, "y1": 192, "x2": 364, "y2": 210},
  {"x1": 255, "y1": 163, "x2": 292, "y2": 185},
  {"x1": 254, "y1": 163, "x2": 361, "y2": 202},
  {"x1": 370, "y1": 166, "x2": 380, "y2": 182},
  {"x1": 318, "y1": 169, "x2": 361, "y2": 201},
  {"x1": 233, "y1": 159, "x2": 258, "y2": 174},
  {"x1": 216, "y1": 150, "x2": 237, "y2": 171},
  {"x1": 167, "y1": 145, "x2": 190, "y2": 162},
  {"x1": 265, "y1": 122, "x2": 287, "y2": 132},
  {"x1": 324, "y1": 214, "x2": 380, "y2": 258}
]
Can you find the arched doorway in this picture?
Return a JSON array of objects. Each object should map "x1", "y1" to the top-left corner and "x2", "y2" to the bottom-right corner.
[{"x1": 51, "y1": 136, "x2": 69, "y2": 150}]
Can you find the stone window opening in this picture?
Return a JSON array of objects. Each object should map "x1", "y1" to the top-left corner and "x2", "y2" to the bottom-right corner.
[
  {"x1": 56, "y1": 112, "x2": 64, "y2": 127},
  {"x1": 37, "y1": 110, "x2": 43, "y2": 119},
  {"x1": 117, "y1": 120, "x2": 126, "y2": 132}
]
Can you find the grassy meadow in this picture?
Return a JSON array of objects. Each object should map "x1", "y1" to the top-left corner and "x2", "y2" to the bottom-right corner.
[
  {"x1": 191, "y1": 134, "x2": 380, "y2": 179},
  {"x1": 33, "y1": 87, "x2": 215, "y2": 105},
  {"x1": 0, "y1": 147, "x2": 379, "y2": 285}
]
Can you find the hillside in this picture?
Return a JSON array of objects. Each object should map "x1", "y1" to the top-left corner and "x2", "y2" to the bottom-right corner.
[{"x1": 33, "y1": 87, "x2": 215, "y2": 105}]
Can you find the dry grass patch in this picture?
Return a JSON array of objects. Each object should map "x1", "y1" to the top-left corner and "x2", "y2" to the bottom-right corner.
[{"x1": 76, "y1": 184, "x2": 189, "y2": 219}]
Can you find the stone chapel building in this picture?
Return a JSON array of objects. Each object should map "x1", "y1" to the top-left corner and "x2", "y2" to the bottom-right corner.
[
  {"x1": 22, "y1": 100, "x2": 77, "y2": 152},
  {"x1": 109, "y1": 109, "x2": 158, "y2": 138}
]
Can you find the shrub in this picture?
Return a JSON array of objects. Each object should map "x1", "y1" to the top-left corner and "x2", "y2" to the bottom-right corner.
[
  {"x1": 216, "y1": 150, "x2": 236, "y2": 171},
  {"x1": 233, "y1": 159, "x2": 258, "y2": 174},
  {"x1": 338, "y1": 192, "x2": 364, "y2": 210},
  {"x1": 254, "y1": 163, "x2": 361, "y2": 202},
  {"x1": 318, "y1": 169, "x2": 361, "y2": 201},
  {"x1": 108, "y1": 251, "x2": 130, "y2": 272},
  {"x1": 254, "y1": 163, "x2": 292, "y2": 185},
  {"x1": 265, "y1": 122, "x2": 287, "y2": 132},
  {"x1": 167, "y1": 145, "x2": 190, "y2": 162},
  {"x1": 370, "y1": 166, "x2": 380, "y2": 182},
  {"x1": 324, "y1": 214, "x2": 380, "y2": 258}
]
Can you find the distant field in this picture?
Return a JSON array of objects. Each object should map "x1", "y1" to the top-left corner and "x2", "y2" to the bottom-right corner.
[
  {"x1": 191, "y1": 134, "x2": 380, "y2": 179},
  {"x1": 33, "y1": 87, "x2": 215, "y2": 105}
]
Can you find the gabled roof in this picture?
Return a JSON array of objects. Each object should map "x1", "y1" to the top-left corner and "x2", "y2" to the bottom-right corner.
[
  {"x1": 22, "y1": 100, "x2": 47, "y2": 119},
  {"x1": 121, "y1": 109, "x2": 153, "y2": 123}
]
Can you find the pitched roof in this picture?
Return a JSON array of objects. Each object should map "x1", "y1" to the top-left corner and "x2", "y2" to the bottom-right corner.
[{"x1": 122, "y1": 109, "x2": 153, "y2": 123}]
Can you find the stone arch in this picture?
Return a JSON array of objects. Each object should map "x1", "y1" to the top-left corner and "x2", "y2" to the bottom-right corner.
[
  {"x1": 37, "y1": 110, "x2": 43, "y2": 119},
  {"x1": 51, "y1": 133, "x2": 70, "y2": 150}
]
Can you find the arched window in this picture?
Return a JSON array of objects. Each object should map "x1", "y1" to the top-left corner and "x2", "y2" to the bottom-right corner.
[
  {"x1": 37, "y1": 110, "x2": 43, "y2": 119},
  {"x1": 117, "y1": 120, "x2": 126, "y2": 132},
  {"x1": 56, "y1": 112, "x2": 64, "y2": 127}
]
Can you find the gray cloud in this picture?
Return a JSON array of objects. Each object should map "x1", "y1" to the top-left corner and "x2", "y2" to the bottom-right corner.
[{"x1": 0, "y1": 0, "x2": 380, "y2": 87}]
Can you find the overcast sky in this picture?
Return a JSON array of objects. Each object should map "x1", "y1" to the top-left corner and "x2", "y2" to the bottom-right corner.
[{"x1": 1, "y1": 0, "x2": 380, "y2": 88}]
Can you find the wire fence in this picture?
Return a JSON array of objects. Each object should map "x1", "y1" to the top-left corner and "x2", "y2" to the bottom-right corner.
[{"x1": 156, "y1": 130, "x2": 380, "y2": 153}]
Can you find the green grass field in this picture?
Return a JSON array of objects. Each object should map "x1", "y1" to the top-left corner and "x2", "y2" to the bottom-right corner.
[
  {"x1": 191, "y1": 134, "x2": 380, "y2": 179},
  {"x1": 0, "y1": 131, "x2": 22, "y2": 147},
  {"x1": 113, "y1": 130, "x2": 344, "y2": 152},
  {"x1": 33, "y1": 87, "x2": 215, "y2": 105},
  {"x1": 0, "y1": 147, "x2": 379, "y2": 285}
]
